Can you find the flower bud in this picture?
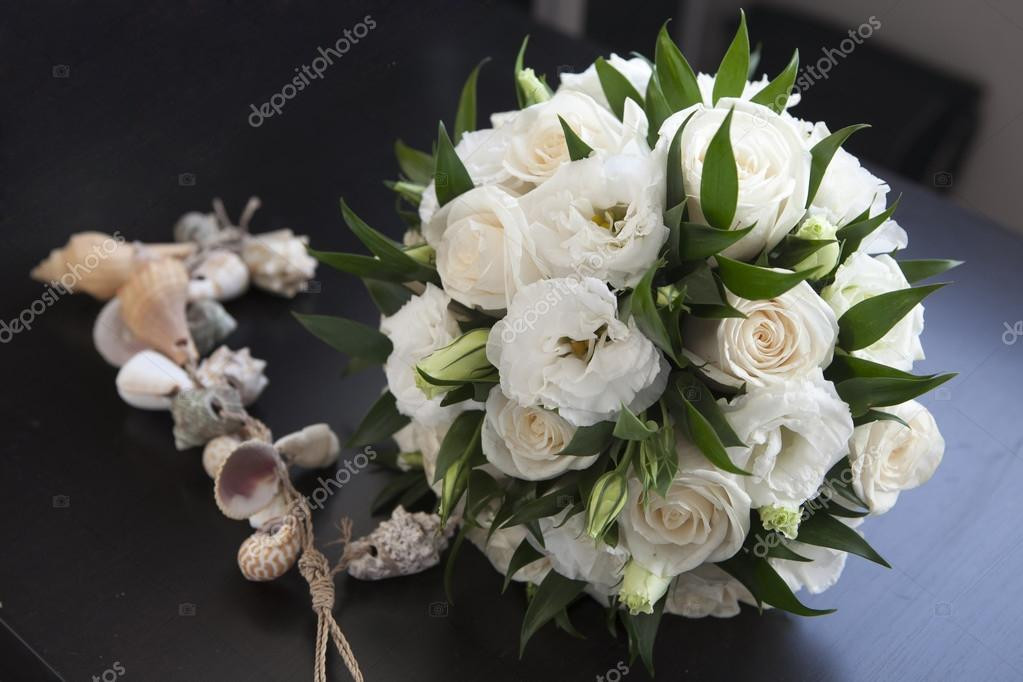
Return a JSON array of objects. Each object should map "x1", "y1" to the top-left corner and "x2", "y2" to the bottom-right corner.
[
  {"x1": 585, "y1": 470, "x2": 628, "y2": 540},
  {"x1": 792, "y1": 215, "x2": 840, "y2": 279},
  {"x1": 439, "y1": 458, "x2": 468, "y2": 523},
  {"x1": 414, "y1": 328, "x2": 494, "y2": 399},
  {"x1": 758, "y1": 504, "x2": 801, "y2": 540},
  {"x1": 404, "y1": 243, "x2": 435, "y2": 266},
  {"x1": 619, "y1": 559, "x2": 671, "y2": 615},
  {"x1": 397, "y1": 450, "x2": 423, "y2": 471},
  {"x1": 516, "y1": 68, "x2": 551, "y2": 106}
]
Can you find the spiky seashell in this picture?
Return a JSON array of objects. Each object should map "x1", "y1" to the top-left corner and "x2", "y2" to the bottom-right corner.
[
  {"x1": 241, "y1": 229, "x2": 317, "y2": 298},
  {"x1": 115, "y1": 350, "x2": 195, "y2": 410},
  {"x1": 202, "y1": 434, "x2": 242, "y2": 478},
  {"x1": 186, "y1": 300, "x2": 237, "y2": 356},
  {"x1": 237, "y1": 515, "x2": 301, "y2": 582},
  {"x1": 170, "y1": 385, "x2": 245, "y2": 450},
  {"x1": 274, "y1": 423, "x2": 341, "y2": 469},
  {"x1": 248, "y1": 493, "x2": 292, "y2": 529},
  {"x1": 174, "y1": 211, "x2": 221, "y2": 245},
  {"x1": 188, "y1": 250, "x2": 249, "y2": 302},
  {"x1": 30, "y1": 232, "x2": 194, "y2": 300},
  {"x1": 195, "y1": 346, "x2": 268, "y2": 406},
  {"x1": 118, "y1": 258, "x2": 197, "y2": 365},
  {"x1": 214, "y1": 440, "x2": 284, "y2": 520},
  {"x1": 346, "y1": 506, "x2": 457, "y2": 580},
  {"x1": 93, "y1": 298, "x2": 150, "y2": 366}
]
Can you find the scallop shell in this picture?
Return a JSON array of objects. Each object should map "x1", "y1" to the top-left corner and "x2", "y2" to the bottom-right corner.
[
  {"x1": 195, "y1": 346, "x2": 267, "y2": 406},
  {"x1": 187, "y1": 250, "x2": 249, "y2": 302},
  {"x1": 170, "y1": 385, "x2": 246, "y2": 450},
  {"x1": 186, "y1": 300, "x2": 237, "y2": 356},
  {"x1": 214, "y1": 440, "x2": 285, "y2": 520},
  {"x1": 93, "y1": 298, "x2": 150, "y2": 367},
  {"x1": 237, "y1": 515, "x2": 301, "y2": 582},
  {"x1": 118, "y1": 258, "x2": 198, "y2": 365},
  {"x1": 241, "y1": 229, "x2": 317, "y2": 298},
  {"x1": 202, "y1": 434, "x2": 242, "y2": 478},
  {"x1": 274, "y1": 423, "x2": 341, "y2": 469},
  {"x1": 346, "y1": 506, "x2": 458, "y2": 580},
  {"x1": 115, "y1": 350, "x2": 195, "y2": 410},
  {"x1": 174, "y1": 211, "x2": 221, "y2": 245}
]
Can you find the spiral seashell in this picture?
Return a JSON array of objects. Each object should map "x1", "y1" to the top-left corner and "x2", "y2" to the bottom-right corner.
[
  {"x1": 170, "y1": 385, "x2": 245, "y2": 450},
  {"x1": 237, "y1": 515, "x2": 301, "y2": 582},
  {"x1": 202, "y1": 434, "x2": 242, "y2": 478},
  {"x1": 186, "y1": 300, "x2": 237, "y2": 356},
  {"x1": 188, "y1": 250, "x2": 249, "y2": 302},
  {"x1": 115, "y1": 350, "x2": 195, "y2": 410},
  {"x1": 274, "y1": 423, "x2": 341, "y2": 469},
  {"x1": 214, "y1": 440, "x2": 284, "y2": 520},
  {"x1": 346, "y1": 506, "x2": 458, "y2": 580},
  {"x1": 196, "y1": 346, "x2": 268, "y2": 406},
  {"x1": 174, "y1": 211, "x2": 221, "y2": 245},
  {"x1": 241, "y1": 229, "x2": 317, "y2": 298},
  {"x1": 93, "y1": 298, "x2": 151, "y2": 367},
  {"x1": 118, "y1": 258, "x2": 198, "y2": 365}
]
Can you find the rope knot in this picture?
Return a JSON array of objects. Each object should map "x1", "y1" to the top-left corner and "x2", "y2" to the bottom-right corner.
[{"x1": 299, "y1": 549, "x2": 336, "y2": 612}]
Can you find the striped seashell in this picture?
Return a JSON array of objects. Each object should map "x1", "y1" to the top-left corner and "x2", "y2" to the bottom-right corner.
[{"x1": 237, "y1": 515, "x2": 301, "y2": 581}]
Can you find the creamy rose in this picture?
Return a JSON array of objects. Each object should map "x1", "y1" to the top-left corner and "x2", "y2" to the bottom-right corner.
[
  {"x1": 684, "y1": 280, "x2": 838, "y2": 389},
  {"x1": 848, "y1": 400, "x2": 944, "y2": 514},
  {"x1": 822, "y1": 252, "x2": 925, "y2": 371},
  {"x1": 487, "y1": 277, "x2": 669, "y2": 427},
  {"x1": 665, "y1": 564, "x2": 754, "y2": 618},
  {"x1": 465, "y1": 502, "x2": 552, "y2": 585},
  {"x1": 532, "y1": 510, "x2": 629, "y2": 599},
  {"x1": 558, "y1": 54, "x2": 652, "y2": 112}
]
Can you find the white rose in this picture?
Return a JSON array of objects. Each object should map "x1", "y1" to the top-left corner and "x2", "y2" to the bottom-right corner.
[
  {"x1": 683, "y1": 280, "x2": 838, "y2": 389},
  {"x1": 534, "y1": 510, "x2": 629, "y2": 598},
  {"x1": 481, "y1": 387, "x2": 599, "y2": 480},
  {"x1": 655, "y1": 98, "x2": 810, "y2": 260},
  {"x1": 848, "y1": 400, "x2": 944, "y2": 515},
  {"x1": 770, "y1": 518, "x2": 862, "y2": 594},
  {"x1": 487, "y1": 277, "x2": 669, "y2": 427},
  {"x1": 821, "y1": 252, "x2": 925, "y2": 371},
  {"x1": 558, "y1": 54, "x2": 652, "y2": 112},
  {"x1": 393, "y1": 416, "x2": 452, "y2": 495},
  {"x1": 721, "y1": 371, "x2": 854, "y2": 508},
  {"x1": 695, "y1": 72, "x2": 802, "y2": 109},
  {"x1": 465, "y1": 503, "x2": 552, "y2": 585},
  {"x1": 665, "y1": 564, "x2": 754, "y2": 618},
  {"x1": 619, "y1": 441, "x2": 751, "y2": 578},
  {"x1": 518, "y1": 152, "x2": 668, "y2": 289}
]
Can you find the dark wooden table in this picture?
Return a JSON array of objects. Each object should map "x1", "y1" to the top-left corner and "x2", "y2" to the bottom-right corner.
[{"x1": 3, "y1": 2, "x2": 1022, "y2": 680}]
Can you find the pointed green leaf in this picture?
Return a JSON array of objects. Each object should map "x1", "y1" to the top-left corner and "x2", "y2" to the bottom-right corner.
[
  {"x1": 837, "y1": 283, "x2": 947, "y2": 350},
  {"x1": 898, "y1": 258, "x2": 963, "y2": 284},
  {"x1": 768, "y1": 236, "x2": 837, "y2": 269},
  {"x1": 654, "y1": 22, "x2": 702, "y2": 110},
  {"x1": 520, "y1": 571, "x2": 588, "y2": 656},
  {"x1": 718, "y1": 554, "x2": 835, "y2": 616},
  {"x1": 432, "y1": 410, "x2": 484, "y2": 484},
  {"x1": 371, "y1": 470, "x2": 426, "y2": 514},
  {"x1": 765, "y1": 542, "x2": 813, "y2": 562},
  {"x1": 679, "y1": 223, "x2": 753, "y2": 261},
  {"x1": 700, "y1": 107, "x2": 738, "y2": 229},
  {"x1": 465, "y1": 468, "x2": 502, "y2": 520},
  {"x1": 627, "y1": 263, "x2": 680, "y2": 364},
  {"x1": 394, "y1": 139, "x2": 434, "y2": 185},
  {"x1": 836, "y1": 196, "x2": 901, "y2": 261},
  {"x1": 853, "y1": 409, "x2": 911, "y2": 429},
  {"x1": 715, "y1": 256, "x2": 810, "y2": 300},
  {"x1": 665, "y1": 111, "x2": 695, "y2": 211},
  {"x1": 836, "y1": 373, "x2": 956, "y2": 417},
  {"x1": 672, "y1": 373, "x2": 744, "y2": 447},
  {"x1": 750, "y1": 50, "x2": 799, "y2": 113},
  {"x1": 454, "y1": 59, "x2": 489, "y2": 143},
  {"x1": 364, "y1": 279, "x2": 412, "y2": 316},
  {"x1": 434, "y1": 121, "x2": 474, "y2": 206},
  {"x1": 679, "y1": 397, "x2": 749, "y2": 475},
  {"x1": 594, "y1": 56, "x2": 644, "y2": 120},
  {"x1": 614, "y1": 402, "x2": 659, "y2": 441},
  {"x1": 712, "y1": 10, "x2": 750, "y2": 104},
  {"x1": 807, "y1": 124, "x2": 871, "y2": 206},
  {"x1": 560, "y1": 421, "x2": 614, "y2": 456},
  {"x1": 347, "y1": 391, "x2": 410, "y2": 448},
  {"x1": 292, "y1": 312, "x2": 391, "y2": 362},
  {"x1": 557, "y1": 115, "x2": 594, "y2": 161},
  {"x1": 797, "y1": 511, "x2": 890, "y2": 567},
  {"x1": 503, "y1": 539, "x2": 546, "y2": 593},
  {"x1": 620, "y1": 596, "x2": 665, "y2": 676},
  {"x1": 310, "y1": 249, "x2": 412, "y2": 283},
  {"x1": 644, "y1": 73, "x2": 672, "y2": 148},
  {"x1": 340, "y1": 198, "x2": 437, "y2": 281}
]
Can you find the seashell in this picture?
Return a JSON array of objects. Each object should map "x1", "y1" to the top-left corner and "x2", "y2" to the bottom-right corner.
[
  {"x1": 248, "y1": 493, "x2": 291, "y2": 529},
  {"x1": 170, "y1": 385, "x2": 246, "y2": 450},
  {"x1": 346, "y1": 506, "x2": 458, "y2": 580},
  {"x1": 187, "y1": 250, "x2": 249, "y2": 302},
  {"x1": 202, "y1": 434, "x2": 242, "y2": 478},
  {"x1": 174, "y1": 211, "x2": 221, "y2": 245},
  {"x1": 214, "y1": 440, "x2": 285, "y2": 520},
  {"x1": 118, "y1": 258, "x2": 198, "y2": 365},
  {"x1": 237, "y1": 515, "x2": 301, "y2": 581},
  {"x1": 30, "y1": 231, "x2": 194, "y2": 300},
  {"x1": 241, "y1": 229, "x2": 317, "y2": 298},
  {"x1": 186, "y1": 300, "x2": 237, "y2": 356},
  {"x1": 196, "y1": 346, "x2": 268, "y2": 406},
  {"x1": 274, "y1": 423, "x2": 341, "y2": 469},
  {"x1": 93, "y1": 298, "x2": 150, "y2": 366},
  {"x1": 115, "y1": 350, "x2": 195, "y2": 410}
]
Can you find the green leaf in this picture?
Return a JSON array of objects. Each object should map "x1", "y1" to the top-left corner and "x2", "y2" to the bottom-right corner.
[
  {"x1": 454, "y1": 58, "x2": 489, "y2": 143},
  {"x1": 594, "y1": 56, "x2": 644, "y2": 120},
  {"x1": 502, "y1": 491, "x2": 572, "y2": 529},
  {"x1": 654, "y1": 22, "x2": 703, "y2": 110},
  {"x1": 678, "y1": 223, "x2": 753, "y2": 261},
  {"x1": 465, "y1": 468, "x2": 502, "y2": 519},
  {"x1": 749, "y1": 50, "x2": 799, "y2": 113},
  {"x1": 627, "y1": 263, "x2": 680, "y2": 364},
  {"x1": 364, "y1": 279, "x2": 412, "y2": 316},
  {"x1": 836, "y1": 196, "x2": 901, "y2": 261},
  {"x1": 825, "y1": 353, "x2": 924, "y2": 383},
  {"x1": 715, "y1": 256, "x2": 810, "y2": 300},
  {"x1": 711, "y1": 10, "x2": 749, "y2": 104},
  {"x1": 678, "y1": 397, "x2": 749, "y2": 475},
  {"x1": 718, "y1": 554, "x2": 835, "y2": 616},
  {"x1": 700, "y1": 107, "x2": 738, "y2": 229},
  {"x1": 898, "y1": 258, "x2": 963, "y2": 284},
  {"x1": 340, "y1": 199, "x2": 436, "y2": 282},
  {"x1": 310, "y1": 248, "x2": 415, "y2": 283},
  {"x1": 292, "y1": 312, "x2": 391, "y2": 363},
  {"x1": 644, "y1": 73, "x2": 672, "y2": 148},
  {"x1": 853, "y1": 409, "x2": 910, "y2": 429},
  {"x1": 394, "y1": 139, "x2": 434, "y2": 185},
  {"x1": 557, "y1": 115, "x2": 593, "y2": 161},
  {"x1": 807, "y1": 124, "x2": 871, "y2": 206},
  {"x1": 347, "y1": 391, "x2": 409, "y2": 448},
  {"x1": 797, "y1": 512, "x2": 890, "y2": 567},
  {"x1": 397, "y1": 477, "x2": 433, "y2": 509},
  {"x1": 665, "y1": 111, "x2": 695, "y2": 212},
  {"x1": 444, "y1": 524, "x2": 468, "y2": 604},
  {"x1": 560, "y1": 421, "x2": 614, "y2": 456},
  {"x1": 554, "y1": 608, "x2": 585, "y2": 639},
  {"x1": 520, "y1": 571, "x2": 588, "y2": 656},
  {"x1": 837, "y1": 283, "x2": 947, "y2": 351},
  {"x1": 823, "y1": 457, "x2": 867, "y2": 509},
  {"x1": 836, "y1": 373, "x2": 955, "y2": 417},
  {"x1": 614, "y1": 403, "x2": 658, "y2": 441},
  {"x1": 370, "y1": 470, "x2": 425, "y2": 514},
  {"x1": 768, "y1": 236, "x2": 837, "y2": 269},
  {"x1": 672, "y1": 373, "x2": 744, "y2": 447},
  {"x1": 503, "y1": 539, "x2": 545, "y2": 593},
  {"x1": 434, "y1": 121, "x2": 475, "y2": 207},
  {"x1": 765, "y1": 542, "x2": 813, "y2": 562},
  {"x1": 384, "y1": 179, "x2": 424, "y2": 205},
  {"x1": 432, "y1": 411, "x2": 484, "y2": 483},
  {"x1": 620, "y1": 596, "x2": 665, "y2": 676}
]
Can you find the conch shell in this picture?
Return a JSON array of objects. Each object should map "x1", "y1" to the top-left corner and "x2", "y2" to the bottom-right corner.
[
  {"x1": 118, "y1": 258, "x2": 197, "y2": 365},
  {"x1": 188, "y1": 250, "x2": 249, "y2": 302},
  {"x1": 195, "y1": 346, "x2": 267, "y2": 405},
  {"x1": 274, "y1": 423, "x2": 341, "y2": 469},
  {"x1": 214, "y1": 440, "x2": 285, "y2": 520},
  {"x1": 345, "y1": 506, "x2": 457, "y2": 580},
  {"x1": 170, "y1": 385, "x2": 245, "y2": 450},
  {"x1": 237, "y1": 515, "x2": 301, "y2": 582},
  {"x1": 241, "y1": 229, "x2": 317, "y2": 297},
  {"x1": 93, "y1": 298, "x2": 150, "y2": 367},
  {"x1": 115, "y1": 350, "x2": 195, "y2": 410},
  {"x1": 186, "y1": 300, "x2": 237, "y2": 356}
]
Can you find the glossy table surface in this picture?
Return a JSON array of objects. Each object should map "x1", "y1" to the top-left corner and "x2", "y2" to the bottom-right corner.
[{"x1": 3, "y1": 1, "x2": 1023, "y2": 680}]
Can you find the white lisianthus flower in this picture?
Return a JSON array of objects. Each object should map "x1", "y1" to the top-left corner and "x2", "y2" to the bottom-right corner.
[
  {"x1": 465, "y1": 502, "x2": 552, "y2": 585},
  {"x1": 683, "y1": 280, "x2": 838, "y2": 389},
  {"x1": 821, "y1": 252, "x2": 925, "y2": 371},
  {"x1": 721, "y1": 371, "x2": 854, "y2": 508},
  {"x1": 518, "y1": 152, "x2": 668, "y2": 289},
  {"x1": 695, "y1": 72, "x2": 802, "y2": 109},
  {"x1": 655, "y1": 98, "x2": 811, "y2": 260},
  {"x1": 487, "y1": 277, "x2": 669, "y2": 427},
  {"x1": 665, "y1": 564, "x2": 754, "y2": 618},
  {"x1": 393, "y1": 416, "x2": 453, "y2": 495},
  {"x1": 533, "y1": 510, "x2": 629, "y2": 599},
  {"x1": 848, "y1": 400, "x2": 945, "y2": 515},
  {"x1": 791, "y1": 215, "x2": 841, "y2": 279},
  {"x1": 481, "y1": 387, "x2": 599, "y2": 480},
  {"x1": 558, "y1": 54, "x2": 652, "y2": 112},
  {"x1": 771, "y1": 519, "x2": 862, "y2": 594},
  {"x1": 619, "y1": 441, "x2": 751, "y2": 578}
]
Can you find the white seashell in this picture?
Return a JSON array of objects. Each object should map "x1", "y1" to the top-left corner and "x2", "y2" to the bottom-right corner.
[
  {"x1": 115, "y1": 350, "x2": 195, "y2": 410},
  {"x1": 93, "y1": 298, "x2": 150, "y2": 367},
  {"x1": 186, "y1": 300, "x2": 237, "y2": 356},
  {"x1": 241, "y1": 229, "x2": 317, "y2": 298},
  {"x1": 248, "y1": 493, "x2": 291, "y2": 529},
  {"x1": 202, "y1": 434, "x2": 242, "y2": 478},
  {"x1": 188, "y1": 250, "x2": 250, "y2": 302},
  {"x1": 170, "y1": 385, "x2": 246, "y2": 450},
  {"x1": 214, "y1": 440, "x2": 284, "y2": 520},
  {"x1": 237, "y1": 515, "x2": 301, "y2": 582},
  {"x1": 174, "y1": 212, "x2": 221, "y2": 245},
  {"x1": 274, "y1": 423, "x2": 341, "y2": 469},
  {"x1": 195, "y1": 346, "x2": 268, "y2": 406},
  {"x1": 346, "y1": 506, "x2": 458, "y2": 580}
]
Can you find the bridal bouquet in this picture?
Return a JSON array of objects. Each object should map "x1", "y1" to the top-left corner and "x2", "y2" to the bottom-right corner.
[{"x1": 298, "y1": 13, "x2": 957, "y2": 672}]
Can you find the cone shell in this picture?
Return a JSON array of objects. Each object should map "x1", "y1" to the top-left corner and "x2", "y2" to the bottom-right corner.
[
  {"x1": 275, "y1": 423, "x2": 340, "y2": 469},
  {"x1": 237, "y1": 515, "x2": 301, "y2": 582},
  {"x1": 202, "y1": 434, "x2": 242, "y2": 478},
  {"x1": 214, "y1": 440, "x2": 284, "y2": 520},
  {"x1": 115, "y1": 350, "x2": 195, "y2": 410},
  {"x1": 118, "y1": 258, "x2": 197, "y2": 365},
  {"x1": 93, "y1": 298, "x2": 151, "y2": 367}
]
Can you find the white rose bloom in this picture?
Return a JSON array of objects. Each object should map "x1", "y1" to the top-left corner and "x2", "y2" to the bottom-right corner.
[
  {"x1": 770, "y1": 518, "x2": 862, "y2": 594},
  {"x1": 518, "y1": 152, "x2": 668, "y2": 289},
  {"x1": 481, "y1": 387, "x2": 599, "y2": 480},
  {"x1": 393, "y1": 416, "x2": 452, "y2": 495},
  {"x1": 656, "y1": 98, "x2": 810, "y2": 260},
  {"x1": 821, "y1": 252, "x2": 925, "y2": 371},
  {"x1": 533, "y1": 510, "x2": 629, "y2": 598},
  {"x1": 684, "y1": 280, "x2": 838, "y2": 389},
  {"x1": 422, "y1": 185, "x2": 540, "y2": 310},
  {"x1": 487, "y1": 277, "x2": 669, "y2": 427},
  {"x1": 695, "y1": 72, "x2": 802, "y2": 109},
  {"x1": 665, "y1": 564, "x2": 753, "y2": 618},
  {"x1": 620, "y1": 441, "x2": 751, "y2": 578},
  {"x1": 465, "y1": 503, "x2": 552, "y2": 585},
  {"x1": 721, "y1": 371, "x2": 854, "y2": 508},
  {"x1": 848, "y1": 400, "x2": 945, "y2": 515},
  {"x1": 558, "y1": 54, "x2": 652, "y2": 111}
]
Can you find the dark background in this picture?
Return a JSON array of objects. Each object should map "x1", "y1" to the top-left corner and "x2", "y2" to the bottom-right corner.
[{"x1": 2, "y1": 1, "x2": 1022, "y2": 680}]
